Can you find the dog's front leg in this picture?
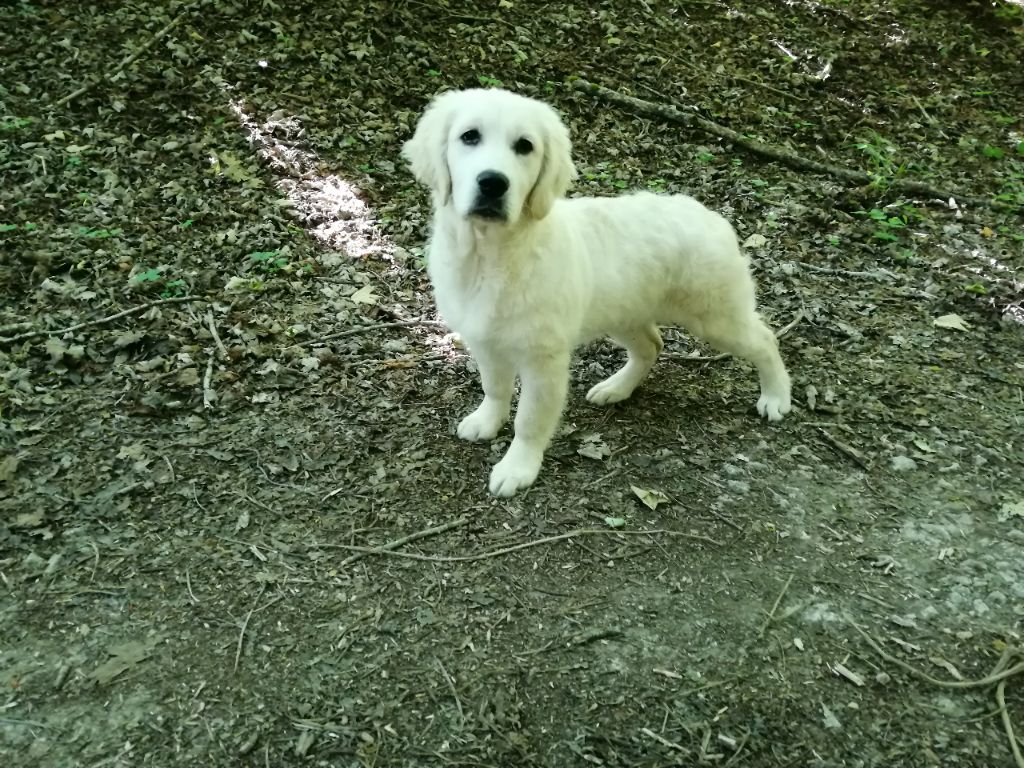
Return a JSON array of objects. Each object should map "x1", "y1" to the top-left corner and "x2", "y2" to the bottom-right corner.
[
  {"x1": 489, "y1": 350, "x2": 570, "y2": 497},
  {"x1": 457, "y1": 348, "x2": 515, "y2": 441}
]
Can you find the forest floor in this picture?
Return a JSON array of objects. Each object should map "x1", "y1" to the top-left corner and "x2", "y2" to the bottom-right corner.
[{"x1": 2, "y1": 1, "x2": 1023, "y2": 766}]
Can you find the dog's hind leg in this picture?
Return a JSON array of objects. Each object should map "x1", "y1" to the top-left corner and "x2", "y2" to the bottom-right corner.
[
  {"x1": 489, "y1": 349, "x2": 570, "y2": 497},
  {"x1": 688, "y1": 311, "x2": 791, "y2": 421},
  {"x1": 458, "y1": 348, "x2": 516, "y2": 441},
  {"x1": 586, "y1": 324, "x2": 663, "y2": 405}
]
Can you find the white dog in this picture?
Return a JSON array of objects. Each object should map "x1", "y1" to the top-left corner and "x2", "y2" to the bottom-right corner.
[{"x1": 403, "y1": 88, "x2": 791, "y2": 497}]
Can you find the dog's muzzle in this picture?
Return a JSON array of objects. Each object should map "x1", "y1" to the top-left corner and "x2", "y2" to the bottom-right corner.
[{"x1": 470, "y1": 170, "x2": 509, "y2": 220}]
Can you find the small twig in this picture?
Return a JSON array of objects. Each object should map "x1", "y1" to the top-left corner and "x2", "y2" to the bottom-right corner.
[
  {"x1": 757, "y1": 574, "x2": 794, "y2": 637},
  {"x1": 54, "y1": 9, "x2": 193, "y2": 108},
  {"x1": 202, "y1": 353, "x2": 215, "y2": 409},
  {"x1": 997, "y1": 679, "x2": 1024, "y2": 768},
  {"x1": 0, "y1": 296, "x2": 203, "y2": 344},
  {"x1": 640, "y1": 727, "x2": 688, "y2": 753},
  {"x1": 435, "y1": 658, "x2": 465, "y2": 726},
  {"x1": 911, "y1": 95, "x2": 949, "y2": 140},
  {"x1": 206, "y1": 310, "x2": 229, "y2": 360},
  {"x1": 331, "y1": 527, "x2": 721, "y2": 565},
  {"x1": 816, "y1": 427, "x2": 869, "y2": 471},
  {"x1": 572, "y1": 79, "x2": 1015, "y2": 213},
  {"x1": 666, "y1": 311, "x2": 803, "y2": 363},
  {"x1": 285, "y1": 319, "x2": 444, "y2": 349},
  {"x1": 791, "y1": 261, "x2": 899, "y2": 282},
  {"x1": 338, "y1": 515, "x2": 473, "y2": 567},
  {"x1": 234, "y1": 584, "x2": 284, "y2": 672},
  {"x1": 185, "y1": 570, "x2": 199, "y2": 604}
]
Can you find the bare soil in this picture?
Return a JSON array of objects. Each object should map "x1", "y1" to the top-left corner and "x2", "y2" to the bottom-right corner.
[{"x1": 2, "y1": 1, "x2": 1023, "y2": 766}]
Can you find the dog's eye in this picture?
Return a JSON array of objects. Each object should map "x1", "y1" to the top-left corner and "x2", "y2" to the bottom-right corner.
[
  {"x1": 460, "y1": 129, "x2": 481, "y2": 146},
  {"x1": 513, "y1": 137, "x2": 534, "y2": 155}
]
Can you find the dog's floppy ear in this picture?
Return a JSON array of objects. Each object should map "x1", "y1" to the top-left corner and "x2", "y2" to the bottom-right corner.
[
  {"x1": 402, "y1": 91, "x2": 460, "y2": 205},
  {"x1": 525, "y1": 102, "x2": 577, "y2": 220}
]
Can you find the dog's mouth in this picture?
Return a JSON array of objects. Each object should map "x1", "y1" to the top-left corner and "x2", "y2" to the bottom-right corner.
[{"x1": 468, "y1": 200, "x2": 507, "y2": 222}]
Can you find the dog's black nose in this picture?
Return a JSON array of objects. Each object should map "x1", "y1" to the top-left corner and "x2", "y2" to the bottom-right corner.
[{"x1": 477, "y1": 171, "x2": 509, "y2": 199}]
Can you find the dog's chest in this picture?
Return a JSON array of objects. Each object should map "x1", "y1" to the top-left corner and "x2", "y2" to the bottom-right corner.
[{"x1": 429, "y1": 260, "x2": 504, "y2": 341}]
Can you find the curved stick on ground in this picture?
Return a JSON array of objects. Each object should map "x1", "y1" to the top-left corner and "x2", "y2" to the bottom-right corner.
[
  {"x1": 0, "y1": 296, "x2": 204, "y2": 345},
  {"x1": 571, "y1": 79, "x2": 1012, "y2": 213},
  {"x1": 54, "y1": 7, "x2": 196, "y2": 108}
]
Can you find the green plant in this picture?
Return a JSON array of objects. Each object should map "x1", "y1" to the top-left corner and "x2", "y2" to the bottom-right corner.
[
  {"x1": 133, "y1": 268, "x2": 162, "y2": 283},
  {"x1": 856, "y1": 207, "x2": 909, "y2": 242},
  {"x1": 0, "y1": 116, "x2": 33, "y2": 132},
  {"x1": 695, "y1": 151, "x2": 716, "y2": 164},
  {"x1": 0, "y1": 222, "x2": 37, "y2": 233},
  {"x1": 852, "y1": 132, "x2": 905, "y2": 185},
  {"x1": 249, "y1": 250, "x2": 289, "y2": 274},
  {"x1": 963, "y1": 282, "x2": 987, "y2": 295},
  {"x1": 160, "y1": 279, "x2": 187, "y2": 298},
  {"x1": 477, "y1": 75, "x2": 503, "y2": 87},
  {"x1": 982, "y1": 145, "x2": 1005, "y2": 160},
  {"x1": 426, "y1": 68, "x2": 442, "y2": 77}
]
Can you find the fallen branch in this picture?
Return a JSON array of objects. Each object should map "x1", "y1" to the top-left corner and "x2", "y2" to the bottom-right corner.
[
  {"x1": 331, "y1": 527, "x2": 720, "y2": 565},
  {"x1": 286, "y1": 318, "x2": 445, "y2": 349},
  {"x1": 338, "y1": 515, "x2": 473, "y2": 567},
  {"x1": 571, "y1": 79, "x2": 1012, "y2": 213},
  {"x1": 206, "y1": 310, "x2": 229, "y2": 360},
  {"x1": 54, "y1": 8, "x2": 194, "y2": 108},
  {"x1": 854, "y1": 622, "x2": 1024, "y2": 768},
  {"x1": 0, "y1": 296, "x2": 204, "y2": 345},
  {"x1": 202, "y1": 353, "x2": 216, "y2": 410}
]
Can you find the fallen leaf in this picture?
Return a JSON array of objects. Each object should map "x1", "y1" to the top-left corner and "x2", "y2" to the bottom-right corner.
[
  {"x1": 743, "y1": 233, "x2": 768, "y2": 249},
  {"x1": 350, "y1": 284, "x2": 378, "y2": 304},
  {"x1": 821, "y1": 703, "x2": 842, "y2": 730},
  {"x1": 604, "y1": 517, "x2": 626, "y2": 528},
  {"x1": 998, "y1": 501, "x2": 1024, "y2": 521},
  {"x1": 44, "y1": 337, "x2": 67, "y2": 361},
  {"x1": 631, "y1": 485, "x2": 669, "y2": 510},
  {"x1": 0, "y1": 455, "x2": 19, "y2": 483},
  {"x1": 89, "y1": 640, "x2": 157, "y2": 685},
  {"x1": 12, "y1": 510, "x2": 44, "y2": 528},
  {"x1": 933, "y1": 313, "x2": 970, "y2": 331},
  {"x1": 578, "y1": 434, "x2": 610, "y2": 460}
]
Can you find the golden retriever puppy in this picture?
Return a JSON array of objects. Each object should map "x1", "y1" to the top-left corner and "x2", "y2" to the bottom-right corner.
[{"x1": 403, "y1": 88, "x2": 791, "y2": 497}]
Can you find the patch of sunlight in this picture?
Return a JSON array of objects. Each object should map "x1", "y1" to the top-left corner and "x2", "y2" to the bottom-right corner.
[
  {"x1": 963, "y1": 247, "x2": 1024, "y2": 326},
  {"x1": 228, "y1": 99, "x2": 388, "y2": 261},
  {"x1": 226, "y1": 100, "x2": 465, "y2": 355}
]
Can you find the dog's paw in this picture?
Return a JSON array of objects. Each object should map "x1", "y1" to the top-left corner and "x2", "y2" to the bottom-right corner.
[
  {"x1": 488, "y1": 447, "x2": 543, "y2": 497},
  {"x1": 457, "y1": 407, "x2": 504, "y2": 442},
  {"x1": 757, "y1": 391, "x2": 792, "y2": 422},
  {"x1": 586, "y1": 377, "x2": 633, "y2": 406}
]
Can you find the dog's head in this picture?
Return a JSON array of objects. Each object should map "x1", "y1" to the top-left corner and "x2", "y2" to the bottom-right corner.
[{"x1": 402, "y1": 88, "x2": 576, "y2": 225}]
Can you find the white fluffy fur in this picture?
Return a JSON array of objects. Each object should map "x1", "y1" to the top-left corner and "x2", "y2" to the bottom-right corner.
[{"x1": 403, "y1": 88, "x2": 791, "y2": 497}]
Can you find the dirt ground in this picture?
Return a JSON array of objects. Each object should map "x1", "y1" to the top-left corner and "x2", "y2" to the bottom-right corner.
[{"x1": 2, "y1": 1, "x2": 1023, "y2": 766}]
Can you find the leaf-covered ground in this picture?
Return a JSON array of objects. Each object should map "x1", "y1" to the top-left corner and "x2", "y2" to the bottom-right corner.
[{"x1": 2, "y1": 1, "x2": 1023, "y2": 766}]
